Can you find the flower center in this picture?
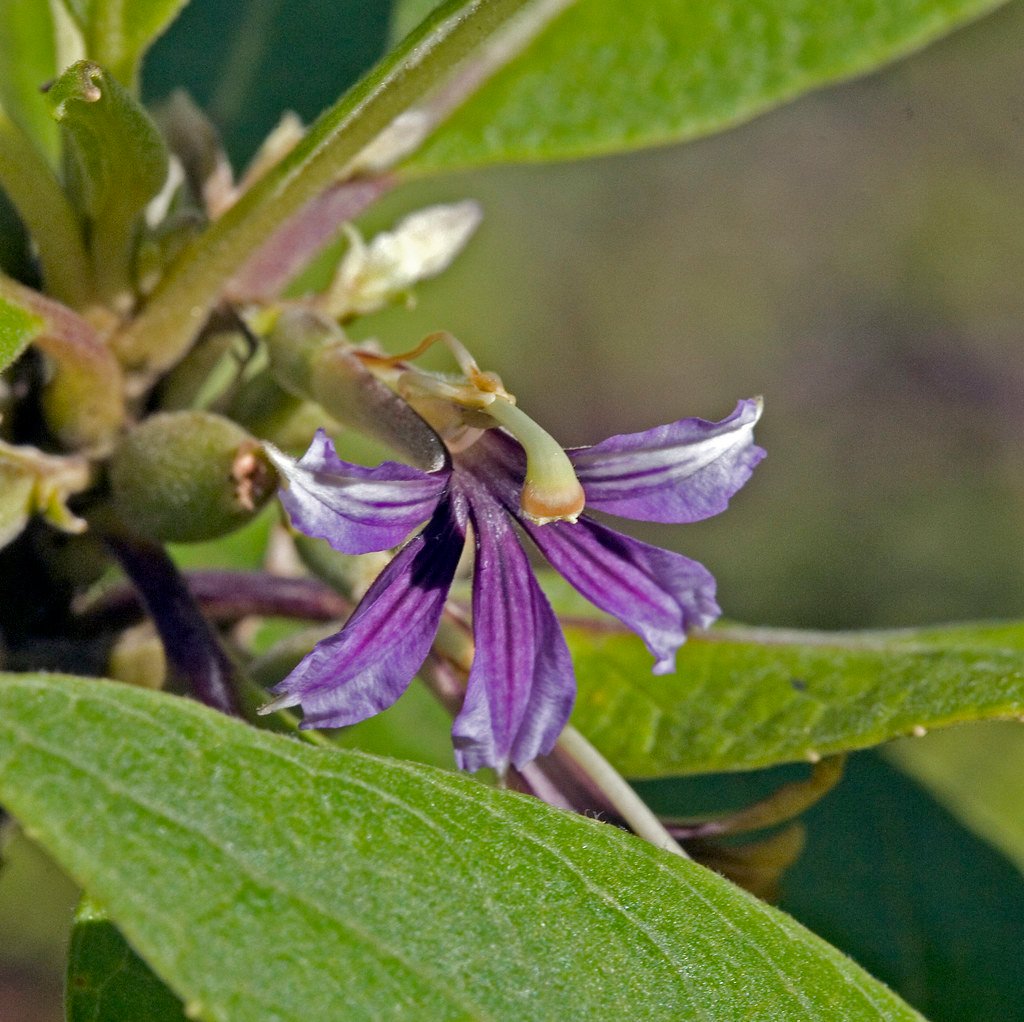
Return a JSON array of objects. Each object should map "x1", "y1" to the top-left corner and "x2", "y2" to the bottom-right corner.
[{"x1": 355, "y1": 332, "x2": 585, "y2": 524}]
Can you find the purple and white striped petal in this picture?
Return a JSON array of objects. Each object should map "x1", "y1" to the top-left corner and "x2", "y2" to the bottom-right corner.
[
  {"x1": 453, "y1": 486, "x2": 575, "y2": 773},
  {"x1": 568, "y1": 398, "x2": 765, "y2": 523},
  {"x1": 522, "y1": 514, "x2": 719, "y2": 675},
  {"x1": 268, "y1": 493, "x2": 466, "y2": 728},
  {"x1": 267, "y1": 428, "x2": 448, "y2": 554}
]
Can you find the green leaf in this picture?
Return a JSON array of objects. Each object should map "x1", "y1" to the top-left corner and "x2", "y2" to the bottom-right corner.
[
  {"x1": 0, "y1": 673, "x2": 922, "y2": 1021},
  {"x1": 782, "y1": 752, "x2": 1024, "y2": 1022},
  {"x1": 0, "y1": 293, "x2": 42, "y2": 373},
  {"x1": 0, "y1": 826, "x2": 81, "y2": 974},
  {"x1": 0, "y1": 0, "x2": 59, "y2": 163},
  {"x1": 67, "y1": 898, "x2": 187, "y2": 1022},
  {"x1": 638, "y1": 751, "x2": 1024, "y2": 1019},
  {"x1": 401, "y1": 0, "x2": 1011, "y2": 172},
  {"x1": 567, "y1": 619, "x2": 1024, "y2": 777},
  {"x1": 48, "y1": 60, "x2": 168, "y2": 303},
  {"x1": 59, "y1": 0, "x2": 190, "y2": 88}
]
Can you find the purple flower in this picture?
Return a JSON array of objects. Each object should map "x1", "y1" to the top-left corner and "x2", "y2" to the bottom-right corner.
[{"x1": 264, "y1": 398, "x2": 763, "y2": 772}]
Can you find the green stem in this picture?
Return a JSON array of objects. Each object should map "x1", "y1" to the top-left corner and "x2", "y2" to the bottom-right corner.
[
  {"x1": 555, "y1": 727, "x2": 689, "y2": 858},
  {"x1": 422, "y1": 616, "x2": 687, "y2": 857},
  {"x1": 113, "y1": 0, "x2": 577, "y2": 379},
  {"x1": 0, "y1": 111, "x2": 93, "y2": 308},
  {"x1": 667, "y1": 756, "x2": 846, "y2": 839}
]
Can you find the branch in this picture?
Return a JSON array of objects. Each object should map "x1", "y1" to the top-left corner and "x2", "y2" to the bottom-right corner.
[
  {"x1": 76, "y1": 569, "x2": 351, "y2": 630},
  {"x1": 106, "y1": 538, "x2": 244, "y2": 717}
]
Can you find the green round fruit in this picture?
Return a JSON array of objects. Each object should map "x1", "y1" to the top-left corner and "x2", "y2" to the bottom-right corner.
[{"x1": 110, "y1": 411, "x2": 276, "y2": 543}]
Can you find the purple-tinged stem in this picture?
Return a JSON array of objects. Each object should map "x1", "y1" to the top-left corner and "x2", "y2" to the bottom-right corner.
[
  {"x1": 225, "y1": 176, "x2": 394, "y2": 302},
  {"x1": 113, "y1": 0, "x2": 578, "y2": 379},
  {"x1": 512, "y1": 747, "x2": 619, "y2": 816},
  {"x1": 78, "y1": 570, "x2": 350, "y2": 630},
  {"x1": 106, "y1": 538, "x2": 243, "y2": 716}
]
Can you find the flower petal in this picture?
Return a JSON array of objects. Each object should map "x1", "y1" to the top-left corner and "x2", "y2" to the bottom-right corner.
[
  {"x1": 269, "y1": 493, "x2": 466, "y2": 728},
  {"x1": 568, "y1": 398, "x2": 765, "y2": 523},
  {"x1": 452, "y1": 487, "x2": 575, "y2": 773},
  {"x1": 267, "y1": 429, "x2": 448, "y2": 554},
  {"x1": 523, "y1": 515, "x2": 719, "y2": 674}
]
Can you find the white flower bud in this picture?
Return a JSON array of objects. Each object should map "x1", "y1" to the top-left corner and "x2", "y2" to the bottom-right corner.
[{"x1": 325, "y1": 200, "x2": 482, "y2": 318}]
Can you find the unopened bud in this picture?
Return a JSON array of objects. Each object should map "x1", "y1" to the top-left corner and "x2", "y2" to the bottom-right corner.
[
  {"x1": 323, "y1": 201, "x2": 482, "y2": 318},
  {"x1": 108, "y1": 621, "x2": 167, "y2": 690}
]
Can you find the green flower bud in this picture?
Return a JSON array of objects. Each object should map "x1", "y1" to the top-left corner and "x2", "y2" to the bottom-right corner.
[
  {"x1": 110, "y1": 411, "x2": 276, "y2": 542},
  {"x1": 265, "y1": 309, "x2": 445, "y2": 471},
  {"x1": 0, "y1": 440, "x2": 90, "y2": 551}
]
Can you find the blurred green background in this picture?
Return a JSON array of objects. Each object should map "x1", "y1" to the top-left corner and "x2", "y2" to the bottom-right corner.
[{"x1": 4, "y1": 0, "x2": 1024, "y2": 1018}]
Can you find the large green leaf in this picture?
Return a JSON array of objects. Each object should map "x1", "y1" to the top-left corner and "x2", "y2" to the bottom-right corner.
[
  {"x1": 637, "y1": 751, "x2": 1024, "y2": 1019},
  {"x1": 782, "y1": 752, "x2": 1024, "y2": 1022},
  {"x1": 567, "y1": 619, "x2": 1024, "y2": 777},
  {"x1": 60, "y1": 0, "x2": 190, "y2": 88},
  {"x1": 401, "y1": 0, "x2": 1010, "y2": 172},
  {"x1": 67, "y1": 898, "x2": 188, "y2": 1022},
  {"x1": 0, "y1": 673, "x2": 921, "y2": 1021}
]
